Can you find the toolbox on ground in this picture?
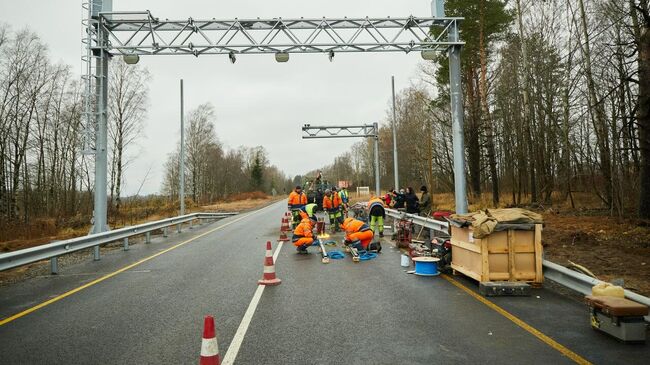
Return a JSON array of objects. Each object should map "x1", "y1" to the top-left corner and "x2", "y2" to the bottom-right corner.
[{"x1": 585, "y1": 295, "x2": 648, "y2": 343}]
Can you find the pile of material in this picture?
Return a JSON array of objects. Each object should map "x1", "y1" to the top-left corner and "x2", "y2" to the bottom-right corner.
[{"x1": 448, "y1": 208, "x2": 543, "y2": 239}]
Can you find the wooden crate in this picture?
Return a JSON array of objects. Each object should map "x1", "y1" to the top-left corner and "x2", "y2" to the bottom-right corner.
[{"x1": 450, "y1": 224, "x2": 543, "y2": 284}]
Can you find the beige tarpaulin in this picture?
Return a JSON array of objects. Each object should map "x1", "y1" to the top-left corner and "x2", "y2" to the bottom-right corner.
[{"x1": 449, "y1": 208, "x2": 543, "y2": 239}]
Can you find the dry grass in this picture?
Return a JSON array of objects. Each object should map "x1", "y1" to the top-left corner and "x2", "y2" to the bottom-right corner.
[{"x1": 0, "y1": 192, "x2": 281, "y2": 254}]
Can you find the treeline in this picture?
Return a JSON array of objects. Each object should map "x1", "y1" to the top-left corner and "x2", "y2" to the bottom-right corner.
[
  {"x1": 0, "y1": 26, "x2": 91, "y2": 224},
  {"x1": 316, "y1": 0, "x2": 649, "y2": 216},
  {"x1": 0, "y1": 24, "x2": 290, "y2": 231},
  {"x1": 0, "y1": 24, "x2": 151, "y2": 227},
  {"x1": 160, "y1": 103, "x2": 292, "y2": 204}
]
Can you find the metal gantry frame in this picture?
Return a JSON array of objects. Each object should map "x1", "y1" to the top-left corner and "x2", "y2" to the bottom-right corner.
[
  {"x1": 302, "y1": 124, "x2": 381, "y2": 196},
  {"x1": 83, "y1": 0, "x2": 468, "y2": 237}
]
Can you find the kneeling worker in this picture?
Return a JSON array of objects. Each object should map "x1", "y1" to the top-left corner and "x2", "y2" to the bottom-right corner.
[
  {"x1": 367, "y1": 196, "x2": 386, "y2": 238},
  {"x1": 299, "y1": 202, "x2": 319, "y2": 221},
  {"x1": 292, "y1": 216, "x2": 317, "y2": 254},
  {"x1": 341, "y1": 217, "x2": 381, "y2": 252}
]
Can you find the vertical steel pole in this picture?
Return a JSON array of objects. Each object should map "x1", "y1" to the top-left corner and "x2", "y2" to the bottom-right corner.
[
  {"x1": 180, "y1": 79, "x2": 185, "y2": 216},
  {"x1": 373, "y1": 122, "x2": 380, "y2": 196},
  {"x1": 448, "y1": 20, "x2": 468, "y2": 214},
  {"x1": 391, "y1": 76, "x2": 399, "y2": 190},
  {"x1": 91, "y1": 8, "x2": 110, "y2": 263}
]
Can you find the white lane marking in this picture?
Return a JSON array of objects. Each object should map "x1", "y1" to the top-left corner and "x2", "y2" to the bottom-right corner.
[{"x1": 221, "y1": 241, "x2": 284, "y2": 365}]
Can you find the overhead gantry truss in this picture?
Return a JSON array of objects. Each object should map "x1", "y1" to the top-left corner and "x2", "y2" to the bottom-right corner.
[
  {"x1": 302, "y1": 124, "x2": 378, "y2": 139},
  {"x1": 302, "y1": 123, "x2": 380, "y2": 195},
  {"x1": 98, "y1": 11, "x2": 463, "y2": 57}
]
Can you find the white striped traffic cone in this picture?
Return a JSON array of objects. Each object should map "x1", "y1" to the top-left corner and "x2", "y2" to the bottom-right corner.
[
  {"x1": 199, "y1": 315, "x2": 220, "y2": 365},
  {"x1": 278, "y1": 217, "x2": 290, "y2": 242},
  {"x1": 258, "y1": 241, "x2": 281, "y2": 286}
]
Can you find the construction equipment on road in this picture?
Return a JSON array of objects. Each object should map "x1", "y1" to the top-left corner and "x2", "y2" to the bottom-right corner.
[
  {"x1": 200, "y1": 315, "x2": 221, "y2": 365},
  {"x1": 258, "y1": 241, "x2": 281, "y2": 286},
  {"x1": 394, "y1": 217, "x2": 413, "y2": 248},
  {"x1": 585, "y1": 295, "x2": 648, "y2": 343},
  {"x1": 343, "y1": 244, "x2": 360, "y2": 263},
  {"x1": 411, "y1": 257, "x2": 440, "y2": 276},
  {"x1": 317, "y1": 240, "x2": 330, "y2": 264},
  {"x1": 316, "y1": 218, "x2": 326, "y2": 236},
  {"x1": 349, "y1": 202, "x2": 368, "y2": 222},
  {"x1": 278, "y1": 216, "x2": 290, "y2": 242}
]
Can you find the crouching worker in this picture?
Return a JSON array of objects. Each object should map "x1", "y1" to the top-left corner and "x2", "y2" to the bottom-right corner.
[
  {"x1": 367, "y1": 196, "x2": 386, "y2": 238},
  {"x1": 341, "y1": 218, "x2": 381, "y2": 253},
  {"x1": 292, "y1": 216, "x2": 317, "y2": 254},
  {"x1": 299, "y1": 202, "x2": 319, "y2": 221}
]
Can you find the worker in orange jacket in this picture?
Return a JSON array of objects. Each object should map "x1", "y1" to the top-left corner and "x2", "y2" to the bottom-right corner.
[
  {"x1": 288, "y1": 185, "x2": 308, "y2": 228},
  {"x1": 342, "y1": 217, "x2": 381, "y2": 252},
  {"x1": 292, "y1": 216, "x2": 317, "y2": 254},
  {"x1": 322, "y1": 189, "x2": 343, "y2": 232}
]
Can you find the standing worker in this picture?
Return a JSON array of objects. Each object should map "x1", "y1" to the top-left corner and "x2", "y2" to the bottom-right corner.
[
  {"x1": 323, "y1": 189, "x2": 343, "y2": 232},
  {"x1": 419, "y1": 185, "x2": 432, "y2": 216},
  {"x1": 367, "y1": 196, "x2": 386, "y2": 238},
  {"x1": 339, "y1": 186, "x2": 350, "y2": 217},
  {"x1": 404, "y1": 187, "x2": 420, "y2": 214},
  {"x1": 288, "y1": 185, "x2": 308, "y2": 228},
  {"x1": 342, "y1": 217, "x2": 381, "y2": 252},
  {"x1": 315, "y1": 188, "x2": 324, "y2": 210},
  {"x1": 292, "y1": 216, "x2": 317, "y2": 254}
]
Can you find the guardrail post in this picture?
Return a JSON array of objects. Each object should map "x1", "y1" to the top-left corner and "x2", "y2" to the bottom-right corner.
[
  {"x1": 123, "y1": 237, "x2": 129, "y2": 251},
  {"x1": 163, "y1": 227, "x2": 168, "y2": 237},
  {"x1": 51, "y1": 257, "x2": 58, "y2": 275},
  {"x1": 189, "y1": 220, "x2": 193, "y2": 230},
  {"x1": 94, "y1": 246, "x2": 100, "y2": 261},
  {"x1": 177, "y1": 223, "x2": 182, "y2": 233},
  {"x1": 145, "y1": 231, "x2": 151, "y2": 243}
]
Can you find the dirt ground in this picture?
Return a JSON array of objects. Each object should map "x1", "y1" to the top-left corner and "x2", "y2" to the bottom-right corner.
[
  {"x1": 541, "y1": 211, "x2": 650, "y2": 297},
  {"x1": 200, "y1": 196, "x2": 277, "y2": 212}
]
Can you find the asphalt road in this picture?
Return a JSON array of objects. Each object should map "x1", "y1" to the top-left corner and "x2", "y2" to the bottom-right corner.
[{"x1": 0, "y1": 201, "x2": 648, "y2": 364}]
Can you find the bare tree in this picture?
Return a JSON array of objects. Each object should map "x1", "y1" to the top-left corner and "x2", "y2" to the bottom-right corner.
[{"x1": 108, "y1": 60, "x2": 149, "y2": 212}]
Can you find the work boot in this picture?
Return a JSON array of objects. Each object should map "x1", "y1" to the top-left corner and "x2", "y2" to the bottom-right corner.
[
  {"x1": 296, "y1": 245, "x2": 308, "y2": 254},
  {"x1": 379, "y1": 232, "x2": 384, "y2": 238}
]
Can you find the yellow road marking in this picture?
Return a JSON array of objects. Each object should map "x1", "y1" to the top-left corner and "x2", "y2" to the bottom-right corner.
[
  {"x1": 0, "y1": 203, "x2": 279, "y2": 326},
  {"x1": 442, "y1": 275, "x2": 592, "y2": 365}
]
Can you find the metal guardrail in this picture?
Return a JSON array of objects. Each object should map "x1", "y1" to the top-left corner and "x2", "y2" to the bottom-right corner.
[
  {"x1": 385, "y1": 208, "x2": 449, "y2": 232},
  {"x1": 0, "y1": 212, "x2": 237, "y2": 273},
  {"x1": 543, "y1": 260, "x2": 650, "y2": 321},
  {"x1": 384, "y1": 207, "x2": 650, "y2": 318}
]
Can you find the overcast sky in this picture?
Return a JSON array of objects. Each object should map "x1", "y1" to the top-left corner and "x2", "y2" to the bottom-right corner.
[{"x1": 1, "y1": 1, "x2": 435, "y2": 195}]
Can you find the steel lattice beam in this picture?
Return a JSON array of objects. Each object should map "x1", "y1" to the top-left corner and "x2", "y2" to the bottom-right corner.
[
  {"x1": 301, "y1": 124, "x2": 378, "y2": 139},
  {"x1": 301, "y1": 123, "x2": 380, "y2": 195},
  {"x1": 98, "y1": 12, "x2": 463, "y2": 56}
]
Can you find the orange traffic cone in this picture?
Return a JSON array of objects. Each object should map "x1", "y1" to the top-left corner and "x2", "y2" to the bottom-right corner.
[
  {"x1": 278, "y1": 217, "x2": 290, "y2": 242},
  {"x1": 258, "y1": 241, "x2": 281, "y2": 286},
  {"x1": 200, "y1": 316, "x2": 220, "y2": 365}
]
